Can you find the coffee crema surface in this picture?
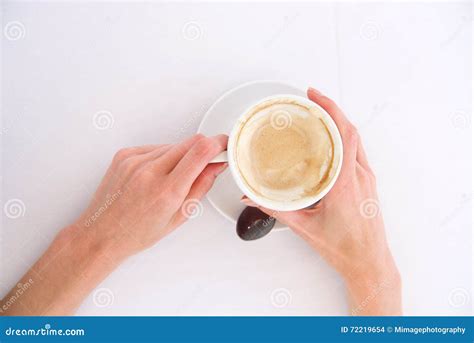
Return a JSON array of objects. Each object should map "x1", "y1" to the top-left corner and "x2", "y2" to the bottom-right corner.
[{"x1": 235, "y1": 98, "x2": 335, "y2": 202}]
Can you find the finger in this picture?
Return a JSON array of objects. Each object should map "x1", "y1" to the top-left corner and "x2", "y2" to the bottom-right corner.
[
  {"x1": 307, "y1": 87, "x2": 352, "y2": 134},
  {"x1": 356, "y1": 137, "x2": 374, "y2": 174},
  {"x1": 131, "y1": 144, "x2": 163, "y2": 154},
  {"x1": 187, "y1": 163, "x2": 228, "y2": 201},
  {"x1": 137, "y1": 144, "x2": 173, "y2": 164},
  {"x1": 170, "y1": 135, "x2": 228, "y2": 192},
  {"x1": 153, "y1": 134, "x2": 205, "y2": 173},
  {"x1": 129, "y1": 145, "x2": 175, "y2": 178},
  {"x1": 101, "y1": 144, "x2": 167, "y2": 186},
  {"x1": 120, "y1": 145, "x2": 175, "y2": 178},
  {"x1": 307, "y1": 87, "x2": 358, "y2": 172},
  {"x1": 111, "y1": 144, "x2": 165, "y2": 166},
  {"x1": 168, "y1": 163, "x2": 228, "y2": 227}
]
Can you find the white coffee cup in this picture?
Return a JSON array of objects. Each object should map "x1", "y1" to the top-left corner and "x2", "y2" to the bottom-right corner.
[{"x1": 210, "y1": 94, "x2": 343, "y2": 212}]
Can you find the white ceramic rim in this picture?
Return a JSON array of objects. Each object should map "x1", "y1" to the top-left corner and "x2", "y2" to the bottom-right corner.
[{"x1": 227, "y1": 94, "x2": 344, "y2": 212}]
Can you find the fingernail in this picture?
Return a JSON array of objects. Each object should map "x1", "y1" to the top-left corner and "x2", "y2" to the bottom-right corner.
[{"x1": 308, "y1": 87, "x2": 322, "y2": 95}]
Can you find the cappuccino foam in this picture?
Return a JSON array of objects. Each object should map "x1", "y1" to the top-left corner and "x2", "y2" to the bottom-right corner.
[{"x1": 235, "y1": 98, "x2": 334, "y2": 202}]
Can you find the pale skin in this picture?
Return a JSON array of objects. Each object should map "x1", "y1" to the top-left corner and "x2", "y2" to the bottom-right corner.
[
  {"x1": 1, "y1": 88, "x2": 401, "y2": 316},
  {"x1": 243, "y1": 88, "x2": 402, "y2": 315}
]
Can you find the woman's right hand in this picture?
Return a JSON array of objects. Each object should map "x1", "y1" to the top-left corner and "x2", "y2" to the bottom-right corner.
[
  {"x1": 75, "y1": 134, "x2": 228, "y2": 261},
  {"x1": 243, "y1": 87, "x2": 402, "y2": 315}
]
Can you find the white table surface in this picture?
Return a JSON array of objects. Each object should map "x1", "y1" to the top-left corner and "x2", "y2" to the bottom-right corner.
[{"x1": 1, "y1": 1, "x2": 472, "y2": 316}]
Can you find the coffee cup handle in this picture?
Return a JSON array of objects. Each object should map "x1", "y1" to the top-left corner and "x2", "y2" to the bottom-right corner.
[{"x1": 209, "y1": 151, "x2": 228, "y2": 163}]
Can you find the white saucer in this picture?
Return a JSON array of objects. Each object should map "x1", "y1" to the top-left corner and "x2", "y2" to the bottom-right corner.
[{"x1": 197, "y1": 80, "x2": 306, "y2": 230}]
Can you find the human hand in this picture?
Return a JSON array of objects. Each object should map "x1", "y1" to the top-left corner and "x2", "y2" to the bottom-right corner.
[
  {"x1": 75, "y1": 134, "x2": 228, "y2": 261},
  {"x1": 0, "y1": 134, "x2": 228, "y2": 316},
  {"x1": 242, "y1": 88, "x2": 401, "y2": 315}
]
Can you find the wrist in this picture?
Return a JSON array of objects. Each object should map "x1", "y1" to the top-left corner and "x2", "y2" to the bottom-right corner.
[
  {"x1": 345, "y1": 265, "x2": 401, "y2": 296},
  {"x1": 73, "y1": 212, "x2": 137, "y2": 259},
  {"x1": 342, "y1": 246, "x2": 400, "y2": 286},
  {"x1": 346, "y1": 272, "x2": 402, "y2": 316},
  {"x1": 343, "y1": 254, "x2": 402, "y2": 316},
  {"x1": 60, "y1": 224, "x2": 126, "y2": 274},
  {"x1": 18, "y1": 225, "x2": 126, "y2": 315}
]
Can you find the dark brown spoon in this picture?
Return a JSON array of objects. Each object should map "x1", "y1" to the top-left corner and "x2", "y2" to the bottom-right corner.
[{"x1": 236, "y1": 206, "x2": 276, "y2": 241}]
